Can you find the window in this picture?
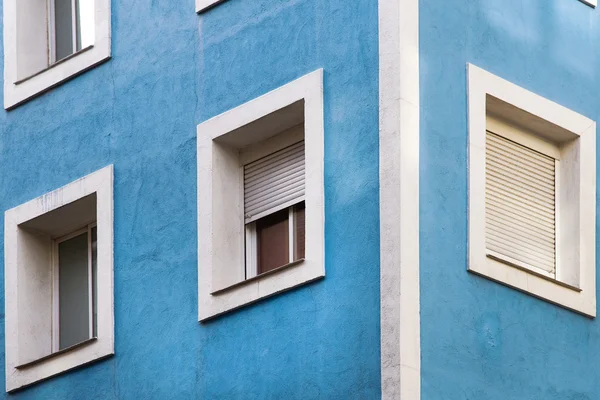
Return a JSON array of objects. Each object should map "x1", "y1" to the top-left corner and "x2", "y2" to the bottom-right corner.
[
  {"x1": 467, "y1": 64, "x2": 596, "y2": 317},
  {"x1": 197, "y1": 69, "x2": 325, "y2": 321},
  {"x1": 54, "y1": 224, "x2": 97, "y2": 352},
  {"x1": 244, "y1": 141, "x2": 306, "y2": 277},
  {"x1": 5, "y1": 166, "x2": 114, "y2": 392},
  {"x1": 252, "y1": 202, "x2": 305, "y2": 273},
  {"x1": 48, "y1": 0, "x2": 95, "y2": 63},
  {"x1": 3, "y1": 0, "x2": 111, "y2": 109},
  {"x1": 485, "y1": 121, "x2": 558, "y2": 279}
]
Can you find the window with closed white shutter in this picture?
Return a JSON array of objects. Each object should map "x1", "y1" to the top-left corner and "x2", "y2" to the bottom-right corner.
[
  {"x1": 485, "y1": 131, "x2": 557, "y2": 276},
  {"x1": 468, "y1": 64, "x2": 597, "y2": 317},
  {"x1": 244, "y1": 140, "x2": 306, "y2": 277}
]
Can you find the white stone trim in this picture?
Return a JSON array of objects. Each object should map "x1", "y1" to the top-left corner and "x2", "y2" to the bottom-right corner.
[
  {"x1": 468, "y1": 63, "x2": 596, "y2": 317},
  {"x1": 3, "y1": 0, "x2": 111, "y2": 109},
  {"x1": 5, "y1": 165, "x2": 114, "y2": 392},
  {"x1": 580, "y1": 0, "x2": 596, "y2": 8},
  {"x1": 379, "y1": 0, "x2": 420, "y2": 397},
  {"x1": 197, "y1": 70, "x2": 325, "y2": 321},
  {"x1": 196, "y1": 0, "x2": 226, "y2": 13}
]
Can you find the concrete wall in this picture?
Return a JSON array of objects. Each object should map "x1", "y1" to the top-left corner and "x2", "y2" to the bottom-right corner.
[
  {"x1": 0, "y1": 0, "x2": 380, "y2": 398},
  {"x1": 420, "y1": 0, "x2": 600, "y2": 398}
]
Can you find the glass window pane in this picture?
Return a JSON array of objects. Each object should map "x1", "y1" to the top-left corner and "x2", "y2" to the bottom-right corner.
[
  {"x1": 294, "y1": 202, "x2": 305, "y2": 260},
  {"x1": 54, "y1": 0, "x2": 74, "y2": 61},
  {"x1": 256, "y1": 209, "x2": 289, "y2": 275},
  {"x1": 91, "y1": 226, "x2": 97, "y2": 337},
  {"x1": 76, "y1": 0, "x2": 95, "y2": 50},
  {"x1": 58, "y1": 232, "x2": 90, "y2": 350}
]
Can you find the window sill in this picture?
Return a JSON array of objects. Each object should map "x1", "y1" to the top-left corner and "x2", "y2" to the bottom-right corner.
[
  {"x1": 579, "y1": 0, "x2": 596, "y2": 8},
  {"x1": 14, "y1": 45, "x2": 94, "y2": 85},
  {"x1": 486, "y1": 253, "x2": 582, "y2": 293},
  {"x1": 211, "y1": 259, "x2": 306, "y2": 296},
  {"x1": 16, "y1": 338, "x2": 97, "y2": 370},
  {"x1": 201, "y1": 257, "x2": 324, "y2": 322},
  {"x1": 4, "y1": 35, "x2": 111, "y2": 110},
  {"x1": 469, "y1": 256, "x2": 594, "y2": 317}
]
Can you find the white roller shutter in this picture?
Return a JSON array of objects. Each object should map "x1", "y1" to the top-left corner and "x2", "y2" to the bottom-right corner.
[
  {"x1": 485, "y1": 131, "x2": 556, "y2": 274},
  {"x1": 244, "y1": 141, "x2": 305, "y2": 223}
]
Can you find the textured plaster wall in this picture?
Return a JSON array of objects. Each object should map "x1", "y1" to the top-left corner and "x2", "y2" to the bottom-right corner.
[
  {"x1": 420, "y1": 0, "x2": 600, "y2": 399},
  {"x1": 0, "y1": 0, "x2": 380, "y2": 398}
]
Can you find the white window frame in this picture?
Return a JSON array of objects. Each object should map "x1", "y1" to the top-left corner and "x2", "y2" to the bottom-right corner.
[
  {"x1": 47, "y1": 0, "x2": 81, "y2": 65},
  {"x1": 196, "y1": 0, "x2": 226, "y2": 13},
  {"x1": 245, "y1": 201, "x2": 304, "y2": 279},
  {"x1": 3, "y1": 0, "x2": 111, "y2": 109},
  {"x1": 197, "y1": 69, "x2": 325, "y2": 321},
  {"x1": 468, "y1": 63, "x2": 596, "y2": 317},
  {"x1": 5, "y1": 165, "x2": 114, "y2": 392},
  {"x1": 51, "y1": 223, "x2": 97, "y2": 353}
]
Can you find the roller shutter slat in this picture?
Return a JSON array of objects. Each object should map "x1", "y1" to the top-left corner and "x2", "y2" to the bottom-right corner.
[
  {"x1": 487, "y1": 147, "x2": 556, "y2": 180},
  {"x1": 244, "y1": 142, "x2": 304, "y2": 171},
  {"x1": 485, "y1": 159, "x2": 556, "y2": 195},
  {"x1": 486, "y1": 224, "x2": 556, "y2": 256},
  {"x1": 485, "y1": 131, "x2": 556, "y2": 274},
  {"x1": 488, "y1": 134, "x2": 555, "y2": 170},
  {"x1": 485, "y1": 215, "x2": 556, "y2": 248},
  {"x1": 245, "y1": 145, "x2": 305, "y2": 180},
  {"x1": 486, "y1": 230, "x2": 555, "y2": 265},
  {"x1": 485, "y1": 209, "x2": 555, "y2": 240},
  {"x1": 486, "y1": 184, "x2": 555, "y2": 216},
  {"x1": 487, "y1": 180, "x2": 554, "y2": 211},
  {"x1": 244, "y1": 141, "x2": 305, "y2": 223},
  {"x1": 245, "y1": 163, "x2": 305, "y2": 190},
  {"x1": 487, "y1": 243, "x2": 553, "y2": 271},
  {"x1": 486, "y1": 199, "x2": 555, "y2": 229},
  {"x1": 486, "y1": 149, "x2": 555, "y2": 181},
  {"x1": 486, "y1": 239, "x2": 555, "y2": 268},
  {"x1": 245, "y1": 171, "x2": 305, "y2": 201}
]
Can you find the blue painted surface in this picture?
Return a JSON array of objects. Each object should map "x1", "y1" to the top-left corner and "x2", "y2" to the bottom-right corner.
[
  {"x1": 0, "y1": 0, "x2": 380, "y2": 398},
  {"x1": 420, "y1": 0, "x2": 599, "y2": 399}
]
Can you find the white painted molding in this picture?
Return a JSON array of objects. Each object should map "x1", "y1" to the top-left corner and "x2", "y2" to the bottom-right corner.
[
  {"x1": 467, "y1": 63, "x2": 596, "y2": 317},
  {"x1": 197, "y1": 69, "x2": 325, "y2": 321},
  {"x1": 196, "y1": 0, "x2": 226, "y2": 13},
  {"x1": 580, "y1": 0, "x2": 596, "y2": 8},
  {"x1": 379, "y1": 0, "x2": 420, "y2": 398},
  {"x1": 5, "y1": 165, "x2": 114, "y2": 392},
  {"x1": 3, "y1": 0, "x2": 111, "y2": 109}
]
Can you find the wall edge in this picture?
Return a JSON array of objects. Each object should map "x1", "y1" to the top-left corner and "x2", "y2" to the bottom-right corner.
[{"x1": 379, "y1": 0, "x2": 421, "y2": 398}]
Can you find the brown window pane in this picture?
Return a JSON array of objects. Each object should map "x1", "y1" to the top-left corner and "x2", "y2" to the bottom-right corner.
[
  {"x1": 257, "y1": 209, "x2": 289, "y2": 275},
  {"x1": 294, "y1": 202, "x2": 305, "y2": 260}
]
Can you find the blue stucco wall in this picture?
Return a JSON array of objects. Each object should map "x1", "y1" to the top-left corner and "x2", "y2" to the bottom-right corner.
[
  {"x1": 420, "y1": 0, "x2": 600, "y2": 399},
  {"x1": 0, "y1": 0, "x2": 380, "y2": 398}
]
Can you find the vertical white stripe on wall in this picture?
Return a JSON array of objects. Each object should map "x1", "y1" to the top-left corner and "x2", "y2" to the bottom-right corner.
[{"x1": 379, "y1": 0, "x2": 420, "y2": 397}]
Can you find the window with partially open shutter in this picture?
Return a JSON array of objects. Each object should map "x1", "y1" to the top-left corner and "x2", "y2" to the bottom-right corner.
[
  {"x1": 244, "y1": 141, "x2": 305, "y2": 223},
  {"x1": 485, "y1": 131, "x2": 556, "y2": 275}
]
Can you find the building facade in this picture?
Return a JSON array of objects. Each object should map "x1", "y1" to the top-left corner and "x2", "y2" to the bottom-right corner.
[
  {"x1": 419, "y1": 0, "x2": 600, "y2": 399},
  {"x1": 0, "y1": 0, "x2": 599, "y2": 399}
]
